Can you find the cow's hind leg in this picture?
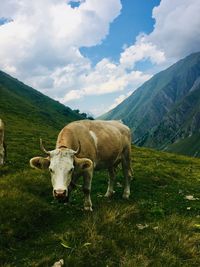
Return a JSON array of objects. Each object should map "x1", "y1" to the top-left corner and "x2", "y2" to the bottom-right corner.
[
  {"x1": 83, "y1": 171, "x2": 93, "y2": 211},
  {"x1": 105, "y1": 167, "x2": 116, "y2": 198},
  {"x1": 122, "y1": 150, "x2": 132, "y2": 199}
]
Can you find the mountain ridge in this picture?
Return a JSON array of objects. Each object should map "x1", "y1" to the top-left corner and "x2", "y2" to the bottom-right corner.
[{"x1": 101, "y1": 52, "x2": 200, "y2": 157}]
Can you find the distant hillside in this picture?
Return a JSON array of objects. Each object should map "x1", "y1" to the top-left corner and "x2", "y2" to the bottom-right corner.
[
  {"x1": 0, "y1": 70, "x2": 83, "y2": 127},
  {"x1": 101, "y1": 52, "x2": 200, "y2": 157},
  {"x1": 0, "y1": 70, "x2": 83, "y2": 166}
]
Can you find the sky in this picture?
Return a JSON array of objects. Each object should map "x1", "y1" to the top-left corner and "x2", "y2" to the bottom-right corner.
[{"x1": 0, "y1": 0, "x2": 200, "y2": 117}]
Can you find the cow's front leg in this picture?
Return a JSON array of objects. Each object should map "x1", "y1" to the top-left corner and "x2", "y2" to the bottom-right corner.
[
  {"x1": 67, "y1": 174, "x2": 79, "y2": 202},
  {"x1": 122, "y1": 156, "x2": 132, "y2": 199},
  {"x1": 122, "y1": 169, "x2": 132, "y2": 199},
  {"x1": 105, "y1": 167, "x2": 116, "y2": 198},
  {"x1": 83, "y1": 171, "x2": 93, "y2": 211}
]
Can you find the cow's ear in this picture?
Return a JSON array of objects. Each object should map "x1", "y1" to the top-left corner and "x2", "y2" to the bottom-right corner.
[
  {"x1": 74, "y1": 157, "x2": 93, "y2": 171},
  {"x1": 30, "y1": 157, "x2": 50, "y2": 170}
]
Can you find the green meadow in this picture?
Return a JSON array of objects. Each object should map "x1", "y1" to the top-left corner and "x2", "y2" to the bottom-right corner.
[
  {"x1": 1, "y1": 74, "x2": 200, "y2": 266},
  {"x1": 1, "y1": 127, "x2": 200, "y2": 266}
]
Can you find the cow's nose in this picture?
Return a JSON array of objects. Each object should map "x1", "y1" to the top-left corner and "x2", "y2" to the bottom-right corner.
[{"x1": 54, "y1": 189, "x2": 67, "y2": 199}]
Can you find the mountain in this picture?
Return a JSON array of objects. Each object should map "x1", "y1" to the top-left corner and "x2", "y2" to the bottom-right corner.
[
  {"x1": 0, "y1": 70, "x2": 83, "y2": 127},
  {"x1": 0, "y1": 70, "x2": 84, "y2": 167},
  {"x1": 101, "y1": 52, "x2": 200, "y2": 157}
]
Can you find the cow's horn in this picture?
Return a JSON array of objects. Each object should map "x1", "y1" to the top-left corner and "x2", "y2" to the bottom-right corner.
[
  {"x1": 40, "y1": 138, "x2": 50, "y2": 155},
  {"x1": 74, "y1": 141, "x2": 81, "y2": 155}
]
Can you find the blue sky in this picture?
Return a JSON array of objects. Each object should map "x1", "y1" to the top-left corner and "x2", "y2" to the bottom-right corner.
[
  {"x1": 0, "y1": 0, "x2": 200, "y2": 116},
  {"x1": 81, "y1": 0, "x2": 160, "y2": 66}
]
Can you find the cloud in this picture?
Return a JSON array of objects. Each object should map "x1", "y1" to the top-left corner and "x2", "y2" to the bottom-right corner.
[
  {"x1": 147, "y1": 0, "x2": 200, "y2": 59},
  {"x1": 61, "y1": 58, "x2": 151, "y2": 103},
  {"x1": 0, "y1": 0, "x2": 122, "y2": 81},
  {"x1": 118, "y1": 0, "x2": 200, "y2": 71},
  {"x1": 120, "y1": 35, "x2": 165, "y2": 69},
  {"x1": 119, "y1": 0, "x2": 200, "y2": 73}
]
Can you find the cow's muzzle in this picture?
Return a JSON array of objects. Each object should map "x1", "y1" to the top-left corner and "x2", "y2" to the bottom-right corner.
[{"x1": 54, "y1": 189, "x2": 67, "y2": 200}]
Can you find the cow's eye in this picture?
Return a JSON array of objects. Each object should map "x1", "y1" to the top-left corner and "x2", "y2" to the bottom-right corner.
[
  {"x1": 70, "y1": 167, "x2": 74, "y2": 173},
  {"x1": 49, "y1": 168, "x2": 54, "y2": 173}
]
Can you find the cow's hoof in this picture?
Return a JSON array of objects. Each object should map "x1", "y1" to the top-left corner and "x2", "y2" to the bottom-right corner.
[
  {"x1": 84, "y1": 206, "x2": 93, "y2": 212},
  {"x1": 104, "y1": 191, "x2": 115, "y2": 198},
  {"x1": 122, "y1": 193, "x2": 130, "y2": 199}
]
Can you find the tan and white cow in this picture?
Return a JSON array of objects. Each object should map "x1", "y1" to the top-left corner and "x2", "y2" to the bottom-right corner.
[
  {"x1": 0, "y1": 118, "x2": 5, "y2": 166},
  {"x1": 30, "y1": 120, "x2": 132, "y2": 211}
]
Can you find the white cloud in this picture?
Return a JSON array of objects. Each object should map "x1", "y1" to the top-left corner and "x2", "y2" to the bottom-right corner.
[
  {"x1": 148, "y1": 0, "x2": 200, "y2": 59},
  {"x1": 120, "y1": 35, "x2": 165, "y2": 69},
  {"x1": 0, "y1": 0, "x2": 122, "y2": 85},
  {"x1": 63, "y1": 89, "x2": 83, "y2": 102},
  {"x1": 119, "y1": 0, "x2": 200, "y2": 72},
  {"x1": 61, "y1": 58, "x2": 151, "y2": 103}
]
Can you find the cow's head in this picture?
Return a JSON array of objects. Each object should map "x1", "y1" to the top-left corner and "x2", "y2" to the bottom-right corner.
[{"x1": 30, "y1": 139, "x2": 92, "y2": 200}]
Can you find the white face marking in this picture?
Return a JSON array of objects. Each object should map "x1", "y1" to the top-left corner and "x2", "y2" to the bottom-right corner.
[
  {"x1": 49, "y1": 148, "x2": 75, "y2": 194},
  {"x1": 89, "y1": 130, "x2": 98, "y2": 148}
]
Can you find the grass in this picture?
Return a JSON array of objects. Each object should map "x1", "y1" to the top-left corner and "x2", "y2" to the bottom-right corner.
[
  {"x1": 166, "y1": 133, "x2": 200, "y2": 157},
  {"x1": 1, "y1": 144, "x2": 200, "y2": 266},
  {"x1": 1, "y1": 67, "x2": 199, "y2": 266}
]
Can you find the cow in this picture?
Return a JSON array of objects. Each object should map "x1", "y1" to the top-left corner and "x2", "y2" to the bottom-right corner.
[
  {"x1": 0, "y1": 118, "x2": 6, "y2": 166},
  {"x1": 30, "y1": 120, "x2": 132, "y2": 211}
]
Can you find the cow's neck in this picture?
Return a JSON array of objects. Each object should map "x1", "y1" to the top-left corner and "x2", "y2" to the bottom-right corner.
[{"x1": 56, "y1": 128, "x2": 78, "y2": 151}]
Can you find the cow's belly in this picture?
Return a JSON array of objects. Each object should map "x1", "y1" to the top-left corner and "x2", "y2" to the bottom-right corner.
[{"x1": 94, "y1": 154, "x2": 122, "y2": 170}]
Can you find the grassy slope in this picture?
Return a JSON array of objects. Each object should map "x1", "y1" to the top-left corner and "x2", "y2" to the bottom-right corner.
[
  {"x1": 0, "y1": 70, "x2": 83, "y2": 168},
  {"x1": 1, "y1": 141, "x2": 200, "y2": 266},
  {"x1": 0, "y1": 70, "x2": 83, "y2": 127},
  {"x1": 166, "y1": 133, "x2": 200, "y2": 157}
]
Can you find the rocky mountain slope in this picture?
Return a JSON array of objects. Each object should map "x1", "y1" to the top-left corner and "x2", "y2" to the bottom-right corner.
[{"x1": 101, "y1": 52, "x2": 200, "y2": 157}]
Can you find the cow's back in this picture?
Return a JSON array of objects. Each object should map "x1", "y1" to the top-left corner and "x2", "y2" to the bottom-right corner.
[
  {"x1": 89, "y1": 120, "x2": 131, "y2": 167},
  {"x1": 57, "y1": 120, "x2": 131, "y2": 168}
]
